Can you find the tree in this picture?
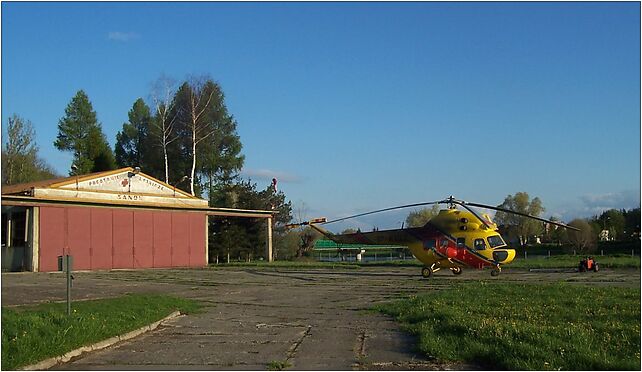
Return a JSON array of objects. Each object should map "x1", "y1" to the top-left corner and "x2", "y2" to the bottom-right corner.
[
  {"x1": 198, "y1": 92, "x2": 244, "y2": 199},
  {"x1": 54, "y1": 90, "x2": 115, "y2": 174},
  {"x1": 566, "y1": 218, "x2": 597, "y2": 253},
  {"x1": 115, "y1": 98, "x2": 152, "y2": 169},
  {"x1": 542, "y1": 216, "x2": 567, "y2": 245},
  {"x1": 597, "y1": 209, "x2": 626, "y2": 241},
  {"x1": 2, "y1": 114, "x2": 58, "y2": 185},
  {"x1": 295, "y1": 226, "x2": 321, "y2": 258},
  {"x1": 405, "y1": 205, "x2": 440, "y2": 228},
  {"x1": 174, "y1": 78, "x2": 217, "y2": 195},
  {"x1": 494, "y1": 192, "x2": 545, "y2": 246},
  {"x1": 149, "y1": 76, "x2": 179, "y2": 183},
  {"x1": 208, "y1": 179, "x2": 292, "y2": 262},
  {"x1": 623, "y1": 208, "x2": 641, "y2": 240}
]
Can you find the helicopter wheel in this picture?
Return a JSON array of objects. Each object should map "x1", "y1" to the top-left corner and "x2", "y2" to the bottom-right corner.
[
  {"x1": 450, "y1": 267, "x2": 462, "y2": 275},
  {"x1": 490, "y1": 268, "x2": 501, "y2": 277},
  {"x1": 421, "y1": 267, "x2": 433, "y2": 278}
]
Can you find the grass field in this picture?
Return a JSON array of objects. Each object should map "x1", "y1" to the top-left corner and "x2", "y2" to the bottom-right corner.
[
  {"x1": 376, "y1": 282, "x2": 640, "y2": 370},
  {"x1": 1, "y1": 294, "x2": 200, "y2": 370},
  {"x1": 209, "y1": 260, "x2": 362, "y2": 269},
  {"x1": 209, "y1": 254, "x2": 640, "y2": 270},
  {"x1": 508, "y1": 254, "x2": 640, "y2": 269}
]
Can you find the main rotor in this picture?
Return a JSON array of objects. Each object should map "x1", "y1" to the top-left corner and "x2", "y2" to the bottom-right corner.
[{"x1": 299, "y1": 195, "x2": 579, "y2": 232}]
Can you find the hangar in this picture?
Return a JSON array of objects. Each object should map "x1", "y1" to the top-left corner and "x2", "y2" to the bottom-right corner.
[{"x1": 1, "y1": 167, "x2": 275, "y2": 272}]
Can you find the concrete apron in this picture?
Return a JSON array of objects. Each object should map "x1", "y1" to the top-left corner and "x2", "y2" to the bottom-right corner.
[{"x1": 7, "y1": 267, "x2": 620, "y2": 370}]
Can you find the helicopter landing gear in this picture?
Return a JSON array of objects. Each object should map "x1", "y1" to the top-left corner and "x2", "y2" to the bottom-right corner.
[
  {"x1": 422, "y1": 263, "x2": 441, "y2": 278},
  {"x1": 490, "y1": 265, "x2": 501, "y2": 277},
  {"x1": 421, "y1": 267, "x2": 433, "y2": 278},
  {"x1": 450, "y1": 267, "x2": 462, "y2": 275}
]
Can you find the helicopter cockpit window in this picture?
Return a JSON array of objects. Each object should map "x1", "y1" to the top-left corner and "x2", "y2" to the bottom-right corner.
[
  {"x1": 487, "y1": 235, "x2": 506, "y2": 249},
  {"x1": 474, "y1": 238, "x2": 487, "y2": 250},
  {"x1": 440, "y1": 239, "x2": 449, "y2": 248},
  {"x1": 456, "y1": 237, "x2": 466, "y2": 248}
]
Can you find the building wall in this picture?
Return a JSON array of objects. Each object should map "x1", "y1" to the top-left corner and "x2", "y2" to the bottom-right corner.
[{"x1": 38, "y1": 206, "x2": 206, "y2": 272}]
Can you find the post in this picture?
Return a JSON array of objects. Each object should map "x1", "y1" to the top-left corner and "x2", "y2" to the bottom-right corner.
[
  {"x1": 66, "y1": 255, "x2": 72, "y2": 316},
  {"x1": 525, "y1": 251, "x2": 528, "y2": 260},
  {"x1": 548, "y1": 250, "x2": 551, "y2": 258},
  {"x1": 266, "y1": 216, "x2": 273, "y2": 262},
  {"x1": 58, "y1": 255, "x2": 73, "y2": 316},
  {"x1": 601, "y1": 249, "x2": 604, "y2": 256}
]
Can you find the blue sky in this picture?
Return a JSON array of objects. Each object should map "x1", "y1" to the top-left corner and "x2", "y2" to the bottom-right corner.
[{"x1": 2, "y1": 2, "x2": 640, "y2": 230}]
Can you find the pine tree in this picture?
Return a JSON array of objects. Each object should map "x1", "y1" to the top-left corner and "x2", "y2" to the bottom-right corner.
[
  {"x1": 115, "y1": 98, "x2": 152, "y2": 169},
  {"x1": 54, "y1": 90, "x2": 116, "y2": 174}
]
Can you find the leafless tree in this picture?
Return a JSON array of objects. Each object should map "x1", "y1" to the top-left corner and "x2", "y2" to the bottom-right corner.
[{"x1": 150, "y1": 75, "x2": 178, "y2": 183}]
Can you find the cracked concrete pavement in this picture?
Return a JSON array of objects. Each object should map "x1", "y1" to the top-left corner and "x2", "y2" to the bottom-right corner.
[{"x1": 2, "y1": 266, "x2": 638, "y2": 370}]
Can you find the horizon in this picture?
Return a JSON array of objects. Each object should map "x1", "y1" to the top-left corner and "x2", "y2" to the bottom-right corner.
[{"x1": 2, "y1": 2, "x2": 640, "y2": 230}]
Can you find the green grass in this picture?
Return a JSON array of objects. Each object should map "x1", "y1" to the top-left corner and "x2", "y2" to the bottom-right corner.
[
  {"x1": 509, "y1": 254, "x2": 640, "y2": 269},
  {"x1": 208, "y1": 254, "x2": 640, "y2": 270},
  {"x1": 376, "y1": 282, "x2": 640, "y2": 370},
  {"x1": 267, "y1": 360, "x2": 292, "y2": 370},
  {"x1": 209, "y1": 261, "x2": 362, "y2": 269},
  {"x1": 1, "y1": 294, "x2": 200, "y2": 370}
]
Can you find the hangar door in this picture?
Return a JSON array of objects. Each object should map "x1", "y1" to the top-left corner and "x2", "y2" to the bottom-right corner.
[{"x1": 38, "y1": 206, "x2": 206, "y2": 272}]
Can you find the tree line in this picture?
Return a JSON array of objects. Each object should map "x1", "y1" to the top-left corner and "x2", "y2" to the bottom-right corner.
[{"x1": 2, "y1": 76, "x2": 293, "y2": 262}]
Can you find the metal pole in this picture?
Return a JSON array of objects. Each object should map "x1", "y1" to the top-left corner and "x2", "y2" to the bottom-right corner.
[{"x1": 66, "y1": 255, "x2": 72, "y2": 316}]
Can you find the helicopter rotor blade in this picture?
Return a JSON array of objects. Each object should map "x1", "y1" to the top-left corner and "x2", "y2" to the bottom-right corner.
[
  {"x1": 464, "y1": 201, "x2": 580, "y2": 231},
  {"x1": 323, "y1": 201, "x2": 443, "y2": 225}
]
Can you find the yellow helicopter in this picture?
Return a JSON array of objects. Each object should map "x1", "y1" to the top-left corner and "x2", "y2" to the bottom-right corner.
[{"x1": 287, "y1": 196, "x2": 578, "y2": 278}]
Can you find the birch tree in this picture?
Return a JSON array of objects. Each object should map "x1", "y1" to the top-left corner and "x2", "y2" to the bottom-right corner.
[
  {"x1": 150, "y1": 76, "x2": 178, "y2": 183},
  {"x1": 175, "y1": 78, "x2": 216, "y2": 195}
]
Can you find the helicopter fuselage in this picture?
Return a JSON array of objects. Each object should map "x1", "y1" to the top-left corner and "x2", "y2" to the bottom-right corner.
[{"x1": 408, "y1": 208, "x2": 516, "y2": 272}]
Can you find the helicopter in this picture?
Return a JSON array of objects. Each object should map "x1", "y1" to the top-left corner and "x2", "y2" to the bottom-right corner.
[{"x1": 286, "y1": 196, "x2": 579, "y2": 278}]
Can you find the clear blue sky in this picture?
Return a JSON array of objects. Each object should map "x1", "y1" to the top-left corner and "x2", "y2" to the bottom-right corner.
[{"x1": 2, "y1": 2, "x2": 640, "y2": 230}]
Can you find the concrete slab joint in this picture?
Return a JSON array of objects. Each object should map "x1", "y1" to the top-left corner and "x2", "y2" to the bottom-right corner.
[{"x1": 19, "y1": 311, "x2": 182, "y2": 371}]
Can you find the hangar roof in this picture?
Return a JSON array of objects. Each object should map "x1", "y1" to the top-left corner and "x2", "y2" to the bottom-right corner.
[{"x1": 1, "y1": 168, "x2": 275, "y2": 217}]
